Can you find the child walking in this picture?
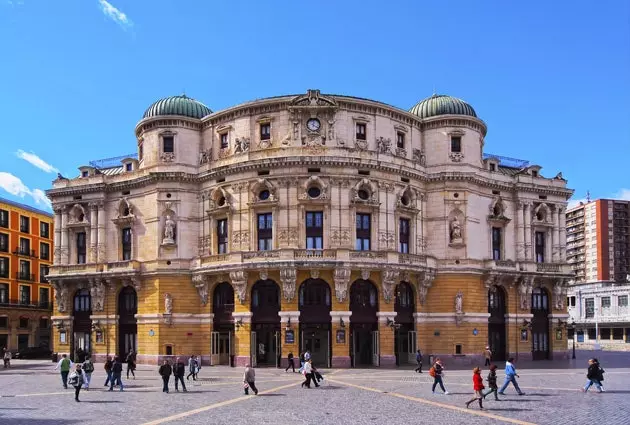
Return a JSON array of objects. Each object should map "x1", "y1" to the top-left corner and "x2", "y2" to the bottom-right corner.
[
  {"x1": 483, "y1": 364, "x2": 500, "y2": 401},
  {"x1": 465, "y1": 367, "x2": 485, "y2": 410}
]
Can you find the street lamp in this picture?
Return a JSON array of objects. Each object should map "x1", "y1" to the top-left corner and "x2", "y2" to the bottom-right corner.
[{"x1": 569, "y1": 319, "x2": 576, "y2": 360}]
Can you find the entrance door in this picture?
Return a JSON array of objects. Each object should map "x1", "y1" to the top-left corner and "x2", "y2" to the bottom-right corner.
[
  {"x1": 74, "y1": 332, "x2": 90, "y2": 353},
  {"x1": 371, "y1": 330, "x2": 379, "y2": 366},
  {"x1": 121, "y1": 332, "x2": 136, "y2": 356},
  {"x1": 351, "y1": 330, "x2": 356, "y2": 368},
  {"x1": 0, "y1": 334, "x2": 8, "y2": 350},
  {"x1": 407, "y1": 331, "x2": 417, "y2": 364},
  {"x1": 531, "y1": 288, "x2": 550, "y2": 361},
  {"x1": 250, "y1": 331, "x2": 257, "y2": 367},
  {"x1": 219, "y1": 333, "x2": 231, "y2": 365},
  {"x1": 302, "y1": 329, "x2": 329, "y2": 367},
  {"x1": 211, "y1": 331, "x2": 220, "y2": 366},
  {"x1": 488, "y1": 286, "x2": 507, "y2": 361},
  {"x1": 18, "y1": 334, "x2": 29, "y2": 350},
  {"x1": 488, "y1": 324, "x2": 506, "y2": 361},
  {"x1": 275, "y1": 331, "x2": 281, "y2": 368}
]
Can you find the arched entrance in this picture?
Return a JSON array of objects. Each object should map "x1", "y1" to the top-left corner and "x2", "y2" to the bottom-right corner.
[
  {"x1": 349, "y1": 279, "x2": 378, "y2": 367},
  {"x1": 212, "y1": 282, "x2": 234, "y2": 366},
  {"x1": 394, "y1": 282, "x2": 416, "y2": 365},
  {"x1": 299, "y1": 279, "x2": 332, "y2": 368},
  {"x1": 118, "y1": 286, "x2": 137, "y2": 358},
  {"x1": 251, "y1": 279, "x2": 281, "y2": 367},
  {"x1": 531, "y1": 287, "x2": 550, "y2": 360},
  {"x1": 488, "y1": 285, "x2": 507, "y2": 362},
  {"x1": 72, "y1": 288, "x2": 91, "y2": 361}
]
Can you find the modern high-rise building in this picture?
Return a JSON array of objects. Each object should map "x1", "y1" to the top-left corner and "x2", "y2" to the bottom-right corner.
[
  {"x1": 0, "y1": 197, "x2": 55, "y2": 351},
  {"x1": 566, "y1": 199, "x2": 630, "y2": 283}
]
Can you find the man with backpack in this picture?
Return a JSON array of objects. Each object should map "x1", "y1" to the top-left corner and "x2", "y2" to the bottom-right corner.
[
  {"x1": 68, "y1": 363, "x2": 87, "y2": 402},
  {"x1": 54, "y1": 354, "x2": 73, "y2": 389},
  {"x1": 108, "y1": 356, "x2": 124, "y2": 392},
  {"x1": 82, "y1": 355, "x2": 94, "y2": 390},
  {"x1": 429, "y1": 358, "x2": 449, "y2": 395}
]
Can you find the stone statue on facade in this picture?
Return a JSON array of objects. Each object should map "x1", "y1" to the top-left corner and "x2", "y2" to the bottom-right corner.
[
  {"x1": 55, "y1": 284, "x2": 69, "y2": 313},
  {"x1": 163, "y1": 215, "x2": 176, "y2": 245},
  {"x1": 553, "y1": 279, "x2": 564, "y2": 310},
  {"x1": 90, "y1": 280, "x2": 106, "y2": 312},
  {"x1": 164, "y1": 293, "x2": 173, "y2": 314},
  {"x1": 455, "y1": 291, "x2": 464, "y2": 314},
  {"x1": 519, "y1": 279, "x2": 530, "y2": 310},
  {"x1": 450, "y1": 216, "x2": 463, "y2": 243}
]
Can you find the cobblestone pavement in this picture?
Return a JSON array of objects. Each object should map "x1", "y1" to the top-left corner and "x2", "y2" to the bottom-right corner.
[{"x1": 1, "y1": 352, "x2": 629, "y2": 425}]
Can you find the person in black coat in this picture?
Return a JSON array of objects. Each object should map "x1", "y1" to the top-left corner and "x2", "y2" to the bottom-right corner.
[
  {"x1": 482, "y1": 364, "x2": 500, "y2": 401},
  {"x1": 583, "y1": 358, "x2": 603, "y2": 393},
  {"x1": 285, "y1": 352, "x2": 295, "y2": 373},
  {"x1": 159, "y1": 360, "x2": 173, "y2": 393}
]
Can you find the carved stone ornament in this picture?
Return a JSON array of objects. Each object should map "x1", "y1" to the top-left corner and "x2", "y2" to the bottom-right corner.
[
  {"x1": 235, "y1": 137, "x2": 251, "y2": 154},
  {"x1": 199, "y1": 148, "x2": 212, "y2": 165},
  {"x1": 412, "y1": 149, "x2": 426, "y2": 166},
  {"x1": 449, "y1": 215, "x2": 463, "y2": 244},
  {"x1": 519, "y1": 278, "x2": 532, "y2": 310},
  {"x1": 310, "y1": 269, "x2": 320, "y2": 279},
  {"x1": 162, "y1": 215, "x2": 176, "y2": 245},
  {"x1": 259, "y1": 271, "x2": 268, "y2": 281},
  {"x1": 192, "y1": 275, "x2": 209, "y2": 306},
  {"x1": 376, "y1": 137, "x2": 392, "y2": 154},
  {"x1": 416, "y1": 270, "x2": 435, "y2": 306},
  {"x1": 553, "y1": 279, "x2": 566, "y2": 310},
  {"x1": 280, "y1": 268, "x2": 297, "y2": 302},
  {"x1": 381, "y1": 269, "x2": 399, "y2": 303},
  {"x1": 361, "y1": 270, "x2": 371, "y2": 281},
  {"x1": 160, "y1": 152, "x2": 175, "y2": 163},
  {"x1": 53, "y1": 282, "x2": 69, "y2": 313},
  {"x1": 164, "y1": 293, "x2": 173, "y2": 314},
  {"x1": 89, "y1": 279, "x2": 106, "y2": 312},
  {"x1": 218, "y1": 148, "x2": 231, "y2": 159},
  {"x1": 230, "y1": 270, "x2": 248, "y2": 304},
  {"x1": 333, "y1": 268, "x2": 351, "y2": 302},
  {"x1": 395, "y1": 147, "x2": 407, "y2": 158},
  {"x1": 449, "y1": 152, "x2": 464, "y2": 162},
  {"x1": 455, "y1": 291, "x2": 464, "y2": 314},
  {"x1": 354, "y1": 139, "x2": 368, "y2": 151}
]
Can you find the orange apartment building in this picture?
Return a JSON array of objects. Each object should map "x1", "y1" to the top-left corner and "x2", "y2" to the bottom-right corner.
[{"x1": 0, "y1": 196, "x2": 54, "y2": 351}]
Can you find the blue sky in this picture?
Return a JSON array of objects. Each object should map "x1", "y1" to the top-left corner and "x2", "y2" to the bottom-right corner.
[{"x1": 1, "y1": 0, "x2": 629, "y2": 211}]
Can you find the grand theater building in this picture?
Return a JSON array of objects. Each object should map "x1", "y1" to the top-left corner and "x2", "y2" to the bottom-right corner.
[{"x1": 47, "y1": 90, "x2": 573, "y2": 367}]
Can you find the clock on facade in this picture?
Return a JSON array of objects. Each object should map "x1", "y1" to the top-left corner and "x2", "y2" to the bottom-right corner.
[{"x1": 306, "y1": 118, "x2": 321, "y2": 132}]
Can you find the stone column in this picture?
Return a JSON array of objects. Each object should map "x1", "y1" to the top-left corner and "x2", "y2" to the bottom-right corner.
[
  {"x1": 515, "y1": 201, "x2": 524, "y2": 261},
  {"x1": 89, "y1": 203, "x2": 98, "y2": 263},
  {"x1": 419, "y1": 193, "x2": 426, "y2": 253},
  {"x1": 97, "y1": 201, "x2": 106, "y2": 263},
  {"x1": 553, "y1": 206, "x2": 561, "y2": 262},
  {"x1": 330, "y1": 311, "x2": 352, "y2": 368},
  {"x1": 524, "y1": 203, "x2": 532, "y2": 261},
  {"x1": 60, "y1": 207, "x2": 69, "y2": 265},
  {"x1": 377, "y1": 311, "x2": 397, "y2": 368},
  {"x1": 53, "y1": 207, "x2": 62, "y2": 264},
  {"x1": 559, "y1": 207, "x2": 567, "y2": 261}
]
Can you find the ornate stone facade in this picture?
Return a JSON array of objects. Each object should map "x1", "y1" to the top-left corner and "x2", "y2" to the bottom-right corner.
[{"x1": 46, "y1": 90, "x2": 573, "y2": 367}]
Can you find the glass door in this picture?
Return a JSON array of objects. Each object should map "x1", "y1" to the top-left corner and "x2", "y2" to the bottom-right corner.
[
  {"x1": 371, "y1": 331, "x2": 379, "y2": 366},
  {"x1": 250, "y1": 331, "x2": 257, "y2": 367},
  {"x1": 211, "y1": 331, "x2": 220, "y2": 365},
  {"x1": 407, "y1": 331, "x2": 417, "y2": 363}
]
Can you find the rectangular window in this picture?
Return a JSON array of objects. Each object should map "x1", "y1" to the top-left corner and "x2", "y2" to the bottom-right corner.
[
  {"x1": 125, "y1": 163, "x2": 133, "y2": 172},
  {"x1": 0, "y1": 257, "x2": 8, "y2": 278},
  {"x1": 260, "y1": 124, "x2": 271, "y2": 141},
  {"x1": 356, "y1": 123, "x2": 366, "y2": 141},
  {"x1": 306, "y1": 212, "x2": 323, "y2": 250},
  {"x1": 355, "y1": 213, "x2": 371, "y2": 251},
  {"x1": 19, "y1": 317, "x2": 29, "y2": 329},
  {"x1": 220, "y1": 133, "x2": 229, "y2": 149},
  {"x1": 489, "y1": 163, "x2": 496, "y2": 171},
  {"x1": 0, "y1": 209, "x2": 8, "y2": 228},
  {"x1": 20, "y1": 215, "x2": 30, "y2": 233},
  {"x1": 618, "y1": 295, "x2": 628, "y2": 307},
  {"x1": 570, "y1": 296, "x2": 576, "y2": 307},
  {"x1": 613, "y1": 328, "x2": 624, "y2": 340},
  {"x1": 0, "y1": 283, "x2": 8, "y2": 304},
  {"x1": 600, "y1": 328, "x2": 611, "y2": 339},
  {"x1": 399, "y1": 218, "x2": 410, "y2": 254},
  {"x1": 19, "y1": 285, "x2": 30, "y2": 305},
  {"x1": 18, "y1": 260, "x2": 31, "y2": 281},
  {"x1": 535, "y1": 231, "x2": 546, "y2": 263},
  {"x1": 39, "y1": 318, "x2": 49, "y2": 329},
  {"x1": 40, "y1": 222, "x2": 50, "y2": 239},
  {"x1": 163, "y1": 136, "x2": 174, "y2": 153},
  {"x1": 40, "y1": 264, "x2": 49, "y2": 283},
  {"x1": 39, "y1": 287, "x2": 49, "y2": 308},
  {"x1": 76, "y1": 232, "x2": 86, "y2": 264},
  {"x1": 585, "y1": 298, "x2": 594, "y2": 318},
  {"x1": 0, "y1": 233, "x2": 7, "y2": 252},
  {"x1": 492, "y1": 227, "x2": 502, "y2": 260},
  {"x1": 396, "y1": 132, "x2": 405, "y2": 149},
  {"x1": 217, "y1": 219, "x2": 228, "y2": 254},
  {"x1": 257, "y1": 213, "x2": 273, "y2": 251},
  {"x1": 40, "y1": 242, "x2": 49, "y2": 260},
  {"x1": 587, "y1": 328, "x2": 596, "y2": 340},
  {"x1": 19, "y1": 237, "x2": 30, "y2": 256},
  {"x1": 601, "y1": 297, "x2": 611, "y2": 308},
  {"x1": 122, "y1": 228, "x2": 132, "y2": 260},
  {"x1": 0, "y1": 316, "x2": 7, "y2": 328},
  {"x1": 138, "y1": 143, "x2": 144, "y2": 161},
  {"x1": 450, "y1": 136, "x2": 462, "y2": 153}
]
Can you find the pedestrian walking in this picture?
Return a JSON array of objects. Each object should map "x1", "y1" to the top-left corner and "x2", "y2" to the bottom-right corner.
[
  {"x1": 243, "y1": 364, "x2": 258, "y2": 395},
  {"x1": 68, "y1": 363, "x2": 87, "y2": 402},
  {"x1": 173, "y1": 357, "x2": 187, "y2": 392},
  {"x1": 482, "y1": 364, "x2": 500, "y2": 401},
  {"x1": 582, "y1": 358, "x2": 604, "y2": 393},
  {"x1": 483, "y1": 346, "x2": 492, "y2": 367},
  {"x1": 311, "y1": 362, "x2": 322, "y2": 387},
  {"x1": 429, "y1": 358, "x2": 449, "y2": 394},
  {"x1": 414, "y1": 349, "x2": 423, "y2": 373},
  {"x1": 299, "y1": 352, "x2": 306, "y2": 371},
  {"x1": 54, "y1": 354, "x2": 73, "y2": 389},
  {"x1": 593, "y1": 358, "x2": 606, "y2": 391},
  {"x1": 304, "y1": 350, "x2": 311, "y2": 362},
  {"x1": 159, "y1": 359, "x2": 172, "y2": 393},
  {"x1": 82, "y1": 355, "x2": 94, "y2": 390},
  {"x1": 3, "y1": 347, "x2": 11, "y2": 368},
  {"x1": 126, "y1": 351, "x2": 136, "y2": 379},
  {"x1": 301, "y1": 359, "x2": 314, "y2": 388},
  {"x1": 498, "y1": 357, "x2": 524, "y2": 395},
  {"x1": 285, "y1": 352, "x2": 295, "y2": 373},
  {"x1": 465, "y1": 367, "x2": 485, "y2": 409},
  {"x1": 108, "y1": 356, "x2": 124, "y2": 392},
  {"x1": 103, "y1": 356, "x2": 113, "y2": 387},
  {"x1": 186, "y1": 355, "x2": 198, "y2": 380}
]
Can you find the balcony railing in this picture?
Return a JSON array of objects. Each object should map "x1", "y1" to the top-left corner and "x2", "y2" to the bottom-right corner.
[
  {"x1": 16, "y1": 272, "x2": 35, "y2": 282},
  {"x1": 294, "y1": 249, "x2": 337, "y2": 259},
  {"x1": 13, "y1": 247, "x2": 37, "y2": 258},
  {"x1": 536, "y1": 263, "x2": 561, "y2": 272},
  {"x1": 0, "y1": 244, "x2": 8, "y2": 253},
  {"x1": 0, "y1": 299, "x2": 52, "y2": 310}
]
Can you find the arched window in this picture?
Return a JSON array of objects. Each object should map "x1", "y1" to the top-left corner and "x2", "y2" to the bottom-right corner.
[
  {"x1": 74, "y1": 289, "x2": 91, "y2": 313},
  {"x1": 531, "y1": 288, "x2": 548, "y2": 311},
  {"x1": 251, "y1": 280, "x2": 280, "y2": 310},
  {"x1": 299, "y1": 280, "x2": 331, "y2": 308},
  {"x1": 350, "y1": 280, "x2": 377, "y2": 309},
  {"x1": 213, "y1": 282, "x2": 234, "y2": 310},
  {"x1": 395, "y1": 282, "x2": 414, "y2": 309},
  {"x1": 119, "y1": 287, "x2": 137, "y2": 315}
]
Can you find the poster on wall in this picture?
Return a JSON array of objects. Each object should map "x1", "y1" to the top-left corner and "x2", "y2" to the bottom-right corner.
[
  {"x1": 59, "y1": 331, "x2": 66, "y2": 344},
  {"x1": 520, "y1": 329, "x2": 528, "y2": 342},
  {"x1": 95, "y1": 331, "x2": 104, "y2": 344},
  {"x1": 336, "y1": 329, "x2": 346, "y2": 344},
  {"x1": 285, "y1": 330, "x2": 295, "y2": 344},
  {"x1": 555, "y1": 329, "x2": 563, "y2": 341}
]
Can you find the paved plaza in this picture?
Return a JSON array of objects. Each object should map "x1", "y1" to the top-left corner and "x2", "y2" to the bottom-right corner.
[{"x1": 1, "y1": 351, "x2": 629, "y2": 425}]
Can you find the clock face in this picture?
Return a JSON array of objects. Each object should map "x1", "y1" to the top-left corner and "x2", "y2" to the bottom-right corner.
[{"x1": 307, "y1": 118, "x2": 321, "y2": 132}]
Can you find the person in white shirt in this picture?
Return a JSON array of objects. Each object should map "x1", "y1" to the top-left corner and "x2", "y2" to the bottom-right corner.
[
  {"x1": 54, "y1": 354, "x2": 74, "y2": 389},
  {"x1": 301, "y1": 359, "x2": 314, "y2": 388}
]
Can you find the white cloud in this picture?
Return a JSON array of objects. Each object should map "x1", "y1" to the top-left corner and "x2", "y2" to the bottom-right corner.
[
  {"x1": 614, "y1": 188, "x2": 630, "y2": 201},
  {"x1": 98, "y1": 0, "x2": 133, "y2": 29},
  {"x1": 16, "y1": 149, "x2": 59, "y2": 174},
  {"x1": 567, "y1": 198, "x2": 587, "y2": 210},
  {"x1": 0, "y1": 171, "x2": 51, "y2": 209}
]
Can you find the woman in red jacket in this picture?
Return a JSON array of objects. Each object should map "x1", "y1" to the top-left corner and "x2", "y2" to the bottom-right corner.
[{"x1": 465, "y1": 367, "x2": 485, "y2": 410}]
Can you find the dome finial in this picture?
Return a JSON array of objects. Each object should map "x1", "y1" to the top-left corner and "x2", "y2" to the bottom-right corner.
[{"x1": 432, "y1": 85, "x2": 436, "y2": 96}]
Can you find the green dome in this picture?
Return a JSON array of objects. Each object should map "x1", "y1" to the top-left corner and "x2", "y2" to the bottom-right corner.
[
  {"x1": 408, "y1": 94, "x2": 477, "y2": 119},
  {"x1": 142, "y1": 95, "x2": 212, "y2": 120}
]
